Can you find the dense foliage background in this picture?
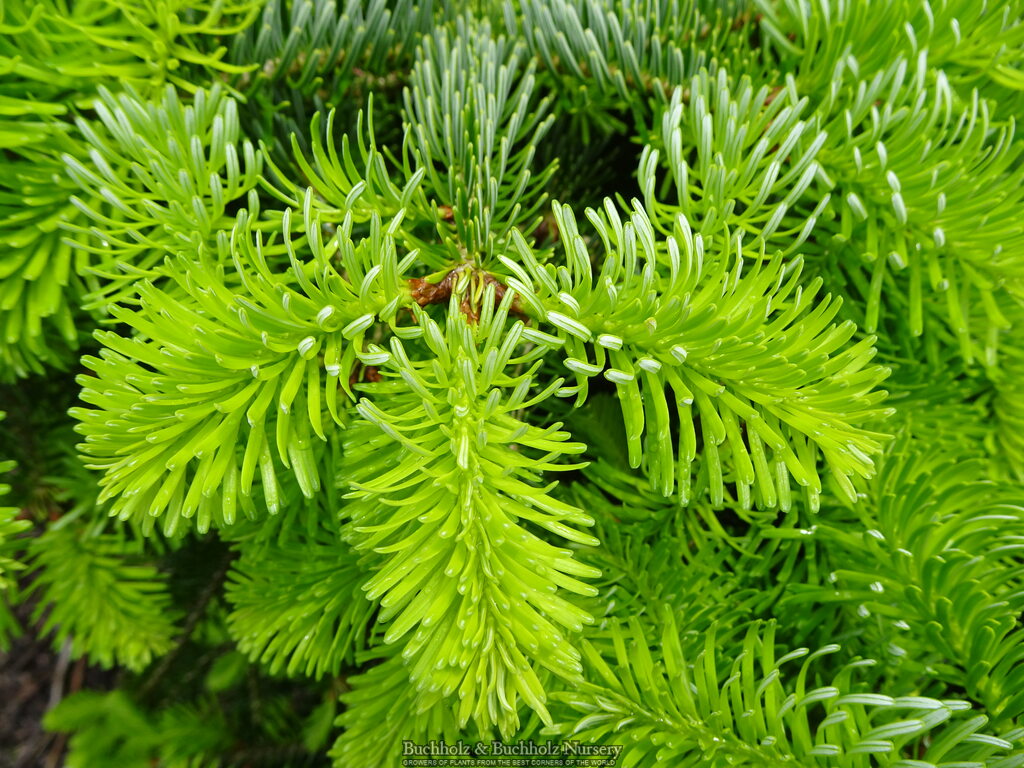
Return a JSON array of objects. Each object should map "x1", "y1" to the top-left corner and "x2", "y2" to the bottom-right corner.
[{"x1": 2, "y1": 1, "x2": 1024, "y2": 766}]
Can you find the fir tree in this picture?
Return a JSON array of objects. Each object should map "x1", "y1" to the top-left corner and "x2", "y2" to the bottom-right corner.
[{"x1": 2, "y1": 1, "x2": 1024, "y2": 766}]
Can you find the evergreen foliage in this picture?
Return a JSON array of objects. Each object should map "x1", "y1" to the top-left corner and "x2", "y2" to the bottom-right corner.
[{"x1": 1, "y1": 0, "x2": 1024, "y2": 766}]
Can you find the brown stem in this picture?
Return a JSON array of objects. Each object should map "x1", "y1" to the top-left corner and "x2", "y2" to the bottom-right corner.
[{"x1": 408, "y1": 268, "x2": 523, "y2": 322}]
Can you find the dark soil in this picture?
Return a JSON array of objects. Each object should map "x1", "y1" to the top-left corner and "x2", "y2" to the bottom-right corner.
[{"x1": 0, "y1": 600, "x2": 114, "y2": 768}]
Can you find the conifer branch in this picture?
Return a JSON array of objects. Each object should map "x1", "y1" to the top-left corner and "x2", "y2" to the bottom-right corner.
[{"x1": 341, "y1": 294, "x2": 600, "y2": 735}]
